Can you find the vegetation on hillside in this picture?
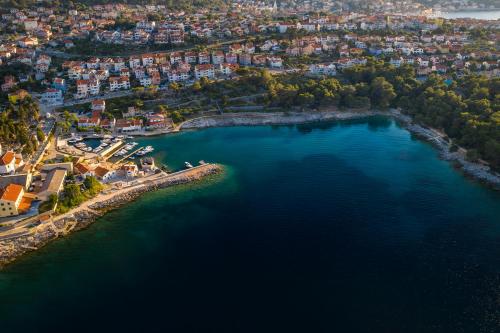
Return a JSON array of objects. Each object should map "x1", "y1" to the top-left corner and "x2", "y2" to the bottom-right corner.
[
  {"x1": 0, "y1": 96, "x2": 43, "y2": 155},
  {"x1": 191, "y1": 61, "x2": 499, "y2": 169}
]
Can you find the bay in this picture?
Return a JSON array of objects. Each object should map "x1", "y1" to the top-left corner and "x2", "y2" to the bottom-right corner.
[{"x1": 1, "y1": 117, "x2": 499, "y2": 332}]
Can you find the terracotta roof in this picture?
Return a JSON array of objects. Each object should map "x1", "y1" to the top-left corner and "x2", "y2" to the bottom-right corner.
[
  {"x1": 0, "y1": 151, "x2": 15, "y2": 166},
  {"x1": 0, "y1": 183, "x2": 24, "y2": 202},
  {"x1": 94, "y1": 166, "x2": 111, "y2": 177},
  {"x1": 74, "y1": 163, "x2": 91, "y2": 174}
]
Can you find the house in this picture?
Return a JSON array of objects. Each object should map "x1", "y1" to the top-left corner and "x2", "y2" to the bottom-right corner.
[
  {"x1": 225, "y1": 53, "x2": 238, "y2": 64},
  {"x1": 194, "y1": 64, "x2": 215, "y2": 79},
  {"x1": 0, "y1": 151, "x2": 16, "y2": 175},
  {"x1": 120, "y1": 164, "x2": 138, "y2": 178},
  {"x1": 309, "y1": 63, "x2": 336, "y2": 76},
  {"x1": 0, "y1": 173, "x2": 32, "y2": 190},
  {"x1": 167, "y1": 68, "x2": 190, "y2": 82},
  {"x1": 78, "y1": 117, "x2": 100, "y2": 128},
  {"x1": 109, "y1": 76, "x2": 130, "y2": 91},
  {"x1": 52, "y1": 78, "x2": 67, "y2": 92},
  {"x1": 129, "y1": 56, "x2": 141, "y2": 68},
  {"x1": 0, "y1": 184, "x2": 25, "y2": 217},
  {"x1": 91, "y1": 99, "x2": 106, "y2": 112},
  {"x1": 218, "y1": 63, "x2": 239, "y2": 76},
  {"x1": 169, "y1": 52, "x2": 183, "y2": 64},
  {"x1": 94, "y1": 165, "x2": 116, "y2": 183},
  {"x1": 76, "y1": 79, "x2": 100, "y2": 98},
  {"x1": 145, "y1": 113, "x2": 172, "y2": 129},
  {"x1": 239, "y1": 53, "x2": 252, "y2": 66},
  {"x1": 19, "y1": 37, "x2": 38, "y2": 48},
  {"x1": 198, "y1": 52, "x2": 210, "y2": 64},
  {"x1": 41, "y1": 88, "x2": 63, "y2": 105},
  {"x1": 115, "y1": 119, "x2": 143, "y2": 132},
  {"x1": 37, "y1": 168, "x2": 66, "y2": 200},
  {"x1": 1, "y1": 75, "x2": 17, "y2": 92},
  {"x1": 74, "y1": 162, "x2": 94, "y2": 178},
  {"x1": 184, "y1": 51, "x2": 197, "y2": 64},
  {"x1": 212, "y1": 51, "x2": 225, "y2": 65},
  {"x1": 100, "y1": 118, "x2": 116, "y2": 130},
  {"x1": 268, "y1": 57, "x2": 283, "y2": 68}
]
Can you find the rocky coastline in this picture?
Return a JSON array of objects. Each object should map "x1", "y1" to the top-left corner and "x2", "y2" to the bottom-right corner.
[
  {"x1": 180, "y1": 110, "x2": 385, "y2": 129},
  {"x1": 389, "y1": 110, "x2": 500, "y2": 188},
  {"x1": 0, "y1": 164, "x2": 222, "y2": 268},
  {"x1": 182, "y1": 110, "x2": 500, "y2": 189}
]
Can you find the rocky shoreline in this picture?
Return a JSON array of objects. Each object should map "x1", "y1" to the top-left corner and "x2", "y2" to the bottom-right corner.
[
  {"x1": 389, "y1": 110, "x2": 500, "y2": 188},
  {"x1": 0, "y1": 164, "x2": 222, "y2": 269},
  {"x1": 180, "y1": 110, "x2": 386, "y2": 129},
  {"x1": 182, "y1": 110, "x2": 500, "y2": 189}
]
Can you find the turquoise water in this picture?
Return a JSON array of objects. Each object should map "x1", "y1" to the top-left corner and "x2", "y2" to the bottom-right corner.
[{"x1": 1, "y1": 117, "x2": 500, "y2": 332}]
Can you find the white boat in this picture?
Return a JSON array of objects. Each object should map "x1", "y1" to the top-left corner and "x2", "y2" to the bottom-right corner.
[{"x1": 185, "y1": 162, "x2": 193, "y2": 168}]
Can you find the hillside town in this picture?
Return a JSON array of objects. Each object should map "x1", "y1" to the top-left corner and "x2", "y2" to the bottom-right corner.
[{"x1": 0, "y1": 1, "x2": 498, "y2": 242}]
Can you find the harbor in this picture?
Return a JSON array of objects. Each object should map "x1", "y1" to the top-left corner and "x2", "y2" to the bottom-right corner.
[
  {"x1": 62, "y1": 134, "x2": 156, "y2": 162},
  {"x1": 0, "y1": 162, "x2": 223, "y2": 268}
]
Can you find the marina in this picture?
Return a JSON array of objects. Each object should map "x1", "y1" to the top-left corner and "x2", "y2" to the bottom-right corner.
[{"x1": 65, "y1": 135, "x2": 156, "y2": 161}]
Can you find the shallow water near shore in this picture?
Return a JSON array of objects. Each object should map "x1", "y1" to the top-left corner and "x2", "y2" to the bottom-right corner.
[{"x1": 1, "y1": 116, "x2": 500, "y2": 332}]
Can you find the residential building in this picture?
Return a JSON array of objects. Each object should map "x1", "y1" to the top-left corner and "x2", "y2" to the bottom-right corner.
[
  {"x1": 194, "y1": 64, "x2": 215, "y2": 79},
  {"x1": 0, "y1": 151, "x2": 16, "y2": 175},
  {"x1": 0, "y1": 184, "x2": 25, "y2": 217}
]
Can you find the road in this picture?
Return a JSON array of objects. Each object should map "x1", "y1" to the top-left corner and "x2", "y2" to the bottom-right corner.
[{"x1": 42, "y1": 37, "x2": 248, "y2": 59}]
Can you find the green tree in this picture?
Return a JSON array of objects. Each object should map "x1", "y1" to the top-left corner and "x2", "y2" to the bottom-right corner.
[{"x1": 370, "y1": 77, "x2": 396, "y2": 109}]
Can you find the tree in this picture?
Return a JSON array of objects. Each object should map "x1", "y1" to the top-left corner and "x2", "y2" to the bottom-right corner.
[
  {"x1": 370, "y1": 77, "x2": 396, "y2": 109},
  {"x1": 36, "y1": 127, "x2": 45, "y2": 142},
  {"x1": 83, "y1": 176, "x2": 103, "y2": 196},
  {"x1": 63, "y1": 184, "x2": 85, "y2": 207}
]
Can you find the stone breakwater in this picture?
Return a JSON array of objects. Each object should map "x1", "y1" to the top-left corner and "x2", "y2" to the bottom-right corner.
[
  {"x1": 180, "y1": 111, "x2": 385, "y2": 129},
  {"x1": 0, "y1": 164, "x2": 222, "y2": 268}
]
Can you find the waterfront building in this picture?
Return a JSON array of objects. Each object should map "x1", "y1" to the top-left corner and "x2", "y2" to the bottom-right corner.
[{"x1": 0, "y1": 184, "x2": 25, "y2": 217}]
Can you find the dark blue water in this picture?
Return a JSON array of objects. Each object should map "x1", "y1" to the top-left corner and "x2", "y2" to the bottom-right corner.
[{"x1": 1, "y1": 117, "x2": 500, "y2": 333}]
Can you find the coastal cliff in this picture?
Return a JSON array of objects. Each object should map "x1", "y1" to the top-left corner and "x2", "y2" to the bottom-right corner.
[{"x1": 0, "y1": 164, "x2": 223, "y2": 268}]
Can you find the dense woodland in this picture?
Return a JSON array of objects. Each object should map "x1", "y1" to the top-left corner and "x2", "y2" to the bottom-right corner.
[
  {"x1": 192, "y1": 62, "x2": 499, "y2": 170},
  {"x1": 0, "y1": 96, "x2": 43, "y2": 155}
]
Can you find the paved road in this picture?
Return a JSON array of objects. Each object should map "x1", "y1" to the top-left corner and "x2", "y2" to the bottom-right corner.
[{"x1": 42, "y1": 38, "x2": 248, "y2": 59}]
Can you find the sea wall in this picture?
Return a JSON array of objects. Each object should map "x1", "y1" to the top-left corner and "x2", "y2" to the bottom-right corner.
[{"x1": 0, "y1": 164, "x2": 222, "y2": 268}]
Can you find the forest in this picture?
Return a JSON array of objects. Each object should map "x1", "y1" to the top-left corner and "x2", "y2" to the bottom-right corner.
[
  {"x1": 192, "y1": 62, "x2": 499, "y2": 170},
  {"x1": 0, "y1": 96, "x2": 44, "y2": 156}
]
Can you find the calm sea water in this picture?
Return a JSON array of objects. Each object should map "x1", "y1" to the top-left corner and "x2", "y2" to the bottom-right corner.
[
  {"x1": 441, "y1": 10, "x2": 500, "y2": 20},
  {"x1": 1, "y1": 117, "x2": 500, "y2": 333}
]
